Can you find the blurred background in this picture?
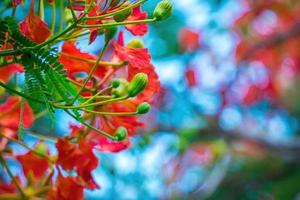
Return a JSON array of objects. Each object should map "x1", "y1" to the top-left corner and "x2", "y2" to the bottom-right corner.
[{"x1": 3, "y1": 0, "x2": 300, "y2": 199}]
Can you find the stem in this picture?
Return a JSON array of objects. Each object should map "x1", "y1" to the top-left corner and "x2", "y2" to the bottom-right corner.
[
  {"x1": 59, "y1": 0, "x2": 64, "y2": 32},
  {"x1": 67, "y1": 78, "x2": 95, "y2": 93},
  {"x1": 87, "y1": 0, "x2": 147, "y2": 20},
  {"x1": 81, "y1": 86, "x2": 112, "y2": 105},
  {"x1": 0, "y1": 81, "x2": 44, "y2": 104},
  {"x1": 51, "y1": 0, "x2": 56, "y2": 34},
  {"x1": 0, "y1": 132, "x2": 51, "y2": 161},
  {"x1": 26, "y1": 131, "x2": 57, "y2": 143},
  {"x1": 55, "y1": 96, "x2": 127, "y2": 109},
  {"x1": 67, "y1": 0, "x2": 77, "y2": 21},
  {"x1": 81, "y1": 108, "x2": 137, "y2": 116},
  {"x1": 34, "y1": 7, "x2": 90, "y2": 49},
  {"x1": 64, "y1": 109, "x2": 116, "y2": 140},
  {"x1": 0, "y1": 155, "x2": 26, "y2": 198},
  {"x1": 77, "y1": 18, "x2": 156, "y2": 28},
  {"x1": 40, "y1": 0, "x2": 45, "y2": 21},
  {"x1": 70, "y1": 41, "x2": 109, "y2": 104}
]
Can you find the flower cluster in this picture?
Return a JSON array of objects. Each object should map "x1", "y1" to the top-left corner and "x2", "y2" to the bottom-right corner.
[{"x1": 0, "y1": 0, "x2": 172, "y2": 199}]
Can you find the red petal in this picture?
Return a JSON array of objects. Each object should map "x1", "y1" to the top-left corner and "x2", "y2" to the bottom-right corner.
[
  {"x1": 19, "y1": 12, "x2": 51, "y2": 43},
  {"x1": 125, "y1": 6, "x2": 148, "y2": 36},
  {"x1": 0, "y1": 96, "x2": 34, "y2": 129},
  {"x1": 16, "y1": 150, "x2": 49, "y2": 180}
]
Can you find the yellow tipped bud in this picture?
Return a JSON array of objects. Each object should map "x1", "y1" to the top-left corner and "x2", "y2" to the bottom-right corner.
[{"x1": 127, "y1": 38, "x2": 144, "y2": 48}]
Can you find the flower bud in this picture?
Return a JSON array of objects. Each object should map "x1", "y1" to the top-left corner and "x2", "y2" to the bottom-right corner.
[
  {"x1": 112, "y1": 79, "x2": 129, "y2": 97},
  {"x1": 111, "y1": 79, "x2": 121, "y2": 88},
  {"x1": 127, "y1": 38, "x2": 144, "y2": 48},
  {"x1": 105, "y1": 25, "x2": 118, "y2": 43},
  {"x1": 128, "y1": 73, "x2": 148, "y2": 97},
  {"x1": 137, "y1": 102, "x2": 151, "y2": 114},
  {"x1": 113, "y1": 2, "x2": 133, "y2": 22},
  {"x1": 153, "y1": 0, "x2": 173, "y2": 21},
  {"x1": 114, "y1": 126, "x2": 128, "y2": 141}
]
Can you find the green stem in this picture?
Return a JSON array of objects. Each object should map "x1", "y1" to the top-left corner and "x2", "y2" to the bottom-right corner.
[
  {"x1": 0, "y1": 132, "x2": 51, "y2": 161},
  {"x1": 77, "y1": 18, "x2": 156, "y2": 28},
  {"x1": 81, "y1": 108, "x2": 137, "y2": 116},
  {"x1": 70, "y1": 41, "x2": 109, "y2": 105},
  {"x1": 67, "y1": 0, "x2": 77, "y2": 21},
  {"x1": 51, "y1": 0, "x2": 56, "y2": 34},
  {"x1": 64, "y1": 109, "x2": 116, "y2": 140},
  {"x1": 34, "y1": 6, "x2": 90, "y2": 49},
  {"x1": 59, "y1": 0, "x2": 64, "y2": 32},
  {"x1": 26, "y1": 131, "x2": 57, "y2": 143},
  {"x1": 0, "y1": 155, "x2": 26, "y2": 198},
  {"x1": 81, "y1": 86, "x2": 112, "y2": 105},
  {"x1": 55, "y1": 96, "x2": 127, "y2": 109}
]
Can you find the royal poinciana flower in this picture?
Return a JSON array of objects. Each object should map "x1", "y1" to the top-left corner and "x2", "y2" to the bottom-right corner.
[{"x1": 0, "y1": 0, "x2": 172, "y2": 199}]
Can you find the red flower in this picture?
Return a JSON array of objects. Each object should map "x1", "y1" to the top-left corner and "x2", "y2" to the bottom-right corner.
[
  {"x1": 19, "y1": 2, "x2": 51, "y2": 43},
  {"x1": 47, "y1": 175, "x2": 84, "y2": 200},
  {"x1": 0, "y1": 96, "x2": 34, "y2": 129},
  {"x1": 55, "y1": 138, "x2": 99, "y2": 189},
  {"x1": 125, "y1": 6, "x2": 148, "y2": 36},
  {"x1": 0, "y1": 64, "x2": 23, "y2": 83},
  {"x1": 16, "y1": 146, "x2": 50, "y2": 180}
]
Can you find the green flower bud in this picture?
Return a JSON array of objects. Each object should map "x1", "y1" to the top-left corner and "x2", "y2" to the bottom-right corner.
[
  {"x1": 105, "y1": 25, "x2": 118, "y2": 43},
  {"x1": 111, "y1": 79, "x2": 121, "y2": 88},
  {"x1": 136, "y1": 102, "x2": 151, "y2": 114},
  {"x1": 127, "y1": 38, "x2": 144, "y2": 48},
  {"x1": 114, "y1": 126, "x2": 128, "y2": 141},
  {"x1": 153, "y1": 0, "x2": 173, "y2": 21},
  {"x1": 112, "y1": 79, "x2": 129, "y2": 97},
  {"x1": 113, "y1": 2, "x2": 132, "y2": 22},
  {"x1": 128, "y1": 73, "x2": 148, "y2": 97}
]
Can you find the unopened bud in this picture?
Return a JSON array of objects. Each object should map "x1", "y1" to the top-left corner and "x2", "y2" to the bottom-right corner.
[
  {"x1": 111, "y1": 79, "x2": 121, "y2": 88},
  {"x1": 114, "y1": 126, "x2": 128, "y2": 141},
  {"x1": 113, "y1": 2, "x2": 132, "y2": 22},
  {"x1": 127, "y1": 38, "x2": 144, "y2": 48},
  {"x1": 128, "y1": 73, "x2": 148, "y2": 97},
  {"x1": 153, "y1": 0, "x2": 173, "y2": 21},
  {"x1": 112, "y1": 79, "x2": 129, "y2": 97},
  {"x1": 137, "y1": 102, "x2": 151, "y2": 114}
]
